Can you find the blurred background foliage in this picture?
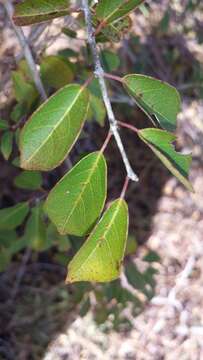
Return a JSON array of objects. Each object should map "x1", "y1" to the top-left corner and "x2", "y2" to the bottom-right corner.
[{"x1": 0, "y1": 0, "x2": 203, "y2": 358}]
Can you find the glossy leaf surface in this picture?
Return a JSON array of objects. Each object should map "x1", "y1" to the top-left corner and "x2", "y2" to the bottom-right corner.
[
  {"x1": 66, "y1": 199, "x2": 129, "y2": 283},
  {"x1": 123, "y1": 74, "x2": 181, "y2": 131},
  {"x1": 20, "y1": 84, "x2": 89, "y2": 171},
  {"x1": 0, "y1": 203, "x2": 29, "y2": 230},
  {"x1": 138, "y1": 128, "x2": 193, "y2": 191},
  {"x1": 13, "y1": 0, "x2": 70, "y2": 26},
  {"x1": 45, "y1": 152, "x2": 107, "y2": 236}
]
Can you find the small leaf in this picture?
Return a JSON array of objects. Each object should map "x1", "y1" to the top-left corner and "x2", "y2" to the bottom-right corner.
[
  {"x1": 44, "y1": 152, "x2": 107, "y2": 236},
  {"x1": 101, "y1": 50, "x2": 120, "y2": 72},
  {"x1": 125, "y1": 235, "x2": 137, "y2": 255},
  {"x1": 13, "y1": 0, "x2": 70, "y2": 26},
  {"x1": 95, "y1": 0, "x2": 144, "y2": 24},
  {"x1": 138, "y1": 128, "x2": 193, "y2": 192},
  {"x1": 66, "y1": 198, "x2": 129, "y2": 283},
  {"x1": 0, "y1": 202, "x2": 29, "y2": 230},
  {"x1": 12, "y1": 71, "x2": 38, "y2": 106},
  {"x1": 62, "y1": 28, "x2": 77, "y2": 38},
  {"x1": 1, "y1": 131, "x2": 13, "y2": 160},
  {"x1": 125, "y1": 261, "x2": 156, "y2": 300},
  {"x1": 14, "y1": 170, "x2": 43, "y2": 190},
  {"x1": 96, "y1": 16, "x2": 132, "y2": 43},
  {"x1": 20, "y1": 84, "x2": 89, "y2": 171},
  {"x1": 89, "y1": 94, "x2": 106, "y2": 126},
  {"x1": 24, "y1": 204, "x2": 46, "y2": 251},
  {"x1": 40, "y1": 56, "x2": 74, "y2": 90},
  {"x1": 123, "y1": 74, "x2": 181, "y2": 131},
  {"x1": 0, "y1": 119, "x2": 9, "y2": 130}
]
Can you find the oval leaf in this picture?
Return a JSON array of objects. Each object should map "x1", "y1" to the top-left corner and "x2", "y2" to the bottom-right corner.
[
  {"x1": 96, "y1": 0, "x2": 144, "y2": 24},
  {"x1": 0, "y1": 202, "x2": 29, "y2": 230},
  {"x1": 20, "y1": 84, "x2": 89, "y2": 171},
  {"x1": 66, "y1": 198, "x2": 129, "y2": 283},
  {"x1": 138, "y1": 128, "x2": 193, "y2": 192},
  {"x1": 123, "y1": 74, "x2": 181, "y2": 131},
  {"x1": 13, "y1": 0, "x2": 70, "y2": 26},
  {"x1": 44, "y1": 152, "x2": 107, "y2": 236}
]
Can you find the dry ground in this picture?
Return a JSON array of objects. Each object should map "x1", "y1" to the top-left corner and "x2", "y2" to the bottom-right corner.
[{"x1": 0, "y1": 1, "x2": 203, "y2": 359}]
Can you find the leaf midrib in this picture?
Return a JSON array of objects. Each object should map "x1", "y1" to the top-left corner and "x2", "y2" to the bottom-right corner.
[
  {"x1": 99, "y1": 0, "x2": 140, "y2": 23},
  {"x1": 70, "y1": 200, "x2": 122, "y2": 277},
  {"x1": 61, "y1": 153, "x2": 103, "y2": 233},
  {"x1": 22, "y1": 85, "x2": 84, "y2": 166}
]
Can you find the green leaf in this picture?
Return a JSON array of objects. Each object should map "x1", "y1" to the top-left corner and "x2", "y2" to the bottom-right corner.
[
  {"x1": 95, "y1": 0, "x2": 144, "y2": 24},
  {"x1": 11, "y1": 103, "x2": 26, "y2": 123},
  {"x1": 0, "y1": 202, "x2": 29, "y2": 230},
  {"x1": 101, "y1": 50, "x2": 120, "y2": 72},
  {"x1": 13, "y1": 0, "x2": 70, "y2": 26},
  {"x1": 24, "y1": 204, "x2": 46, "y2": 251},
  {"x1": 123, "y1": 74, "x2": 181, "y2": 131},
  {"x1": 44, "y1": 152, "x2": 107, "y2": 236},
  {"x1": 14, "y1": 170, "x2": 43, "y2": 190},
  {"x1": 89, "y1": 94, "x2": 106, "y2": 126},
  {"x1": 0, "y1": 230, "x2": 17, "y2": 247},
  {"x1": 20, "y1": 84, "x2": 89, "y2": 171},
  {"x1": 125, "y1": 261, "x2": 156, "y2": 300},
  {"x1": 40, "y1": 56, "x2": 74, "y2": 90},
  {"x1": 138, "y1": 128, "x2": 193, "y2": 192},
  {"x1": 125, "y1": 235, "x2": 137, "y2": 255},
  {"x1": 62, "y1": 28, "x2": 77, "y2": 39},
  {"x1": 1, "y1": 131, "x2": 13, "y2": 160},
  {"x1": 0, "y1": 119, "x2": 9, "y2": 130},
  {"x1": 12, "y1": 71, "x2": 38, "y2": 106},
  {"x1": 66, "y1": 198, "x2": 129, "y2": 283},
  {"x1": 96, "y1": 16, "x2": 132, "y2": 43}
]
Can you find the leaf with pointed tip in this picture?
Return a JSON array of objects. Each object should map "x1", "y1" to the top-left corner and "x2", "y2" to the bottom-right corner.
[
  {"x1": 66, "y1": 198, "x2": 129, "y2": 283},
  {"x1": 138, "y1": 128, "x2": 193, "y2": 192},
  {"x1": 20, "y1": 84, "x2": 89, "y2": 171},
  {"x1": 95, "y1": 0, "x2": 144, "y2": 24},
  {"x1": 13, "y1": 0, "x2": 70, "y2": 26},
  {"x1": 44, "y1": 152, "x2": 107, "y2": 236},
  {"x1": 123, "y1": 74, "x2": 181, "y2": 131},
  {"x1": 0, "y1": 202, "x2": 29, "y2": 230},
  {"x1": 1, "y1": 131, "x2": 13, "y2": 160}
]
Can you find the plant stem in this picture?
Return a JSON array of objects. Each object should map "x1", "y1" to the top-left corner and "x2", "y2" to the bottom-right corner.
[
  {"x1": 100, "y1": 131, "x2": 112, "y2": 153},
  {"x1": 4, "y1": 1, "x2": 47, "y2": 101},
  {"x1": 81, "y1": 0, "x2": 138, "y2": 182},
  {"x1": 118, "y1": 121, "x2": 139, "y2": 134},
  {"x1": 120, "y1": 176, "x2": 130, "y2": 199},
  {"x1": 103, "y1": 72, "x2": 123, "y2": 83}
]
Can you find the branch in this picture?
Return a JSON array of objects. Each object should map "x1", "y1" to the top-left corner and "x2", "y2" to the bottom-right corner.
[
  {"x1": 81, "y1": 0, "x2": 138, "y2": 182},
  {"x1": 3, "y1": 1, "x2": 47, "y2": 101}
]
